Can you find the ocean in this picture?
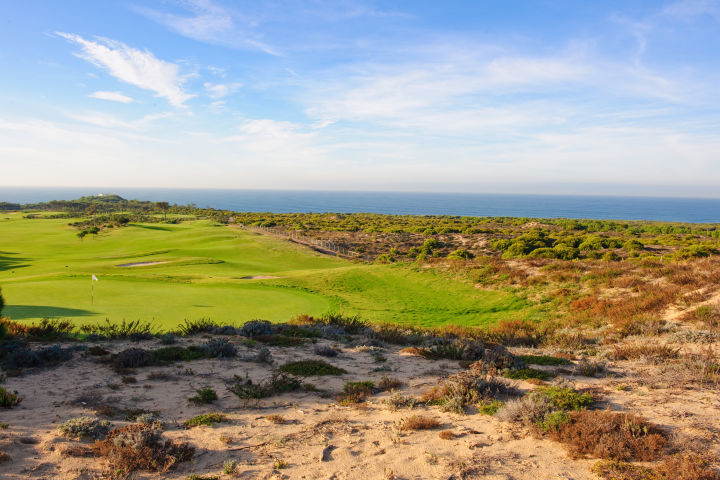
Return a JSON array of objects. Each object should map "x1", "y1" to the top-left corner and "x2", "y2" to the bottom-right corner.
[{"x1": 2, "y1": 187, "x2": 720, "y2": 223}]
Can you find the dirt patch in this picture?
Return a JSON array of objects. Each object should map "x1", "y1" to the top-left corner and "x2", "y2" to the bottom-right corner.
[
  {"x1": 115, "y1": 261, "x2": 171, "y2": 267},
  {"x1": 239, "y1": 275, "x2": 280, "y2": 279}
]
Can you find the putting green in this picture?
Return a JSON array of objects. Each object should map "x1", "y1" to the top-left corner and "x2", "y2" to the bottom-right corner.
[{"x1": 0, "y1": 214, "x2": 534, "y2": 328}]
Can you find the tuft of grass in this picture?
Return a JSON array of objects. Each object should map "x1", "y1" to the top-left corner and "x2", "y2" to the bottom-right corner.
[
  {"x1": 438, "y1": 430, "x2": 456, "y2": 440},
  {"x1": 278, "y1": 360, "x2": 346, "y2": 376},
  {"x1": 175, "y1": 318, "x2": 220, "y2": 336},
  {"x1": 188, "y1": 386, "x2": 218, "y2": 405},
  {"x1": 223, "y1": 459, "x2": 237, "y2": 474},
  {"x1": 182, "y1": 413, "x2": 227, "y2": 428},
  {"x1": 399, "y1": 415, "x2": 441, "y2": 431},
  {"x1": 266, "y1": 414, "x2": 286, "y2": 424}
]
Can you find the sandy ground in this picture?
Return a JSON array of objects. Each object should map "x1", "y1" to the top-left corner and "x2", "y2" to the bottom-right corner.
[
  {"x1": 115, "y1": 261, "x2": 171, "y2": 267},
  {"x1": 1, "y1": 335, "x2": 718, "y2": 480}
]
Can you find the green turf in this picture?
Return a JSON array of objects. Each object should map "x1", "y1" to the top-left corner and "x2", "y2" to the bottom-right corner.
[{"x1": 0, "y1": 213, "x2": 534, "y2": 328}]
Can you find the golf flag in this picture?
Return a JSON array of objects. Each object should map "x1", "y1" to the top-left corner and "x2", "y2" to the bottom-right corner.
[{"x1": 91, "y1": 274, "x2": 98, "y2": 304}]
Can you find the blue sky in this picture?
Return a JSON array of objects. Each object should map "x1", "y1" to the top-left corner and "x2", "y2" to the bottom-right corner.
[{"x1": 2, "y1": 0, "x2": 720, "y2": 195}]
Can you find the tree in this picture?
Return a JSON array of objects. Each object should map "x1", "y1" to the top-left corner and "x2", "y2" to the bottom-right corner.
[{"x1": 156, "y1": 202, "x2": 170, "y2": 221}]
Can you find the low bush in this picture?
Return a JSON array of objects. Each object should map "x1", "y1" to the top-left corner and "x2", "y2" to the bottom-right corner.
[
  {"x1": 1, "y1": 318, "x2": 75, "y2": 340},
  {"x1": 229, "y1": 372, "x2": 302, "y2": 400},
  {"x1": 175, "y1": 318, "x2": 219, "y2": 336},
  {"x1": 610, "y1": 344, "x2": 680, "y2": 362},
  {"x1": 188, "y1": 387, "x2": 218, "y2": 405},
  {"x1": 266, "y1": 414, "x2": 285, "y2": 424},
  {"x1": 182, "y1": 413, "x2": 226, "y2": 428},
  {"x1": 549, "y1": 410, "x2": 666, "y2": 461},
  {"x1": 314, "y1": 344, "x2": 339, "y2": 357},
  {"x1": 592, "y1": 454, "x2": 718, "y2": 480},
  {"x1": 502, "y1": 367, "x2": 554, "y2": 381},
  {"x1": 278, "y1": 360, "x2": 346, "y2": 376},
  {"x1": 477, "y1": 399, "x2": 504, "y2": 415},
  {"x1": 338, "y1": 381, "x2": 375, "y2": 405},
  {"x1": 113, "y1": 348, "x2": 155, "y2": 369},
  {"x1": 58, "y1": 416, "x2": 112, "y2": 440},
  {"x1": 95, "y1": 423, "x2": 194, "y2": 473},
  {"x1": 152, "y1": 346, "x2": 206, "y2": 363},
  {"x1": 0, "y1": 388, "x2": 22, "y2": 408},
  {"x1": 239, "y1": 320, "x2": 274, "y2": 337},
  {"x1": 518, "y1": 354, "x2": 571, "y2": 366},
  {"x1": 254, "y1": 334, "x2": 306, "y2": 347},
  {"x1": 384, "y1": 391, "x2": 417, "y2": 410},
  {"x1": 80, "y1": 319, "x2": 155, "y2": 339},
  {"x1": 201, "y1": 338, "x2": 237, "y2": 358},
  {"x1": 537, "y1": 386, "x2": 593, "y2": 411}
]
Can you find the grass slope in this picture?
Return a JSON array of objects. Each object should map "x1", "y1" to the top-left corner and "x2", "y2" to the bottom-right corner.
[{"x1": 0, "y1": 214, "x2": 533, "y2": 328}]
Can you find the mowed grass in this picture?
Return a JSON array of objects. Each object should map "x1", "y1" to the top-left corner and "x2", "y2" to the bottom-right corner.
[{"x1": 0, "y1": 214, "x2": 534, "y2": 328}]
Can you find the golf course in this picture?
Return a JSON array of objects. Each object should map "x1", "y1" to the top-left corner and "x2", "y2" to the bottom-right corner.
[{"x1": 0, "y1": 213, "x2": 532, "y2": 329}]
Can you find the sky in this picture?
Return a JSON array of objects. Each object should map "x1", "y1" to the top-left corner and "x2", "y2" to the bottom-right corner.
[{"x1": 2, "y1": 0, "x2": 720, "y2": 196}]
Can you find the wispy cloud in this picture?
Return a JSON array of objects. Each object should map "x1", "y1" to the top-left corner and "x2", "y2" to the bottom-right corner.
[
  {"x1": 64, "y1": 111, "x2": 172, "y2": 129},
  {"x1": 57, "y1": 32, "x2": 194, "y2": 107},
  {"x1": 203, "y1": 81, "x2": 242, "y2": 98},
  {"x1": 135, "y1": 0, "x2": 279, "y2": 55},
  {"x1": 89, "y1": 91, "x2": 134, "y2": 103}
]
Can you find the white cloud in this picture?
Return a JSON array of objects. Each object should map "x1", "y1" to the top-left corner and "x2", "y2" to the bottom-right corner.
[
  {"x1": 57, "y1": 32, "x2": 194, "y2": 107},
  {"x1": 203, "y1": 81, "x2": 242, "y2": 98},
  {"x1": 64, "y1": 111, "x2": 172, "y2": 130},
  {"x1": 89, "y1": 91, "x2": 134, "y2": 103},
  {"x1": 135, "y1": 0, "x2": 278, "y2": 55}
]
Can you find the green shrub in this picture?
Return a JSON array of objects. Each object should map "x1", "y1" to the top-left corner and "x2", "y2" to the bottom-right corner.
[
  {"x1": 278, "y1": 360, "x2": 346, "y2": 376},
  {"x1": 477, "y1": 400, "x2": 504, "y2": 415},
  {"x1": 229, "y1": 372, "x2": 302, "y2": 399},
  {"x1": 153, "y1": 346, "x2": 206, "y2": 362},
  {"x1": 447, "y1": 248, "x2": 473, "y2": 260},
  {"x1": 58, "y1": 416, "x2": 112, "y2": 439},
  {"x1": 502, "y1": 368, "x2": 554, "y2": 381},
  {"x1": 182, "y1": 413, "x2": 226, "y2": 428},
  {"x1": 188, "y1": 387, "x2": 218, "y2": 405},
  {"x1": 0, "y1": 388, "x2": 22, "y2": 408},
  {"x1": 537, "y1": 386, "x2": 593, "y2": 411},
  {"x1": 518, "y1": 355, "x2": 571, "y2": 366},
  {"x1": 538, "y1": 410, "x2": 570, "y2": 432}
]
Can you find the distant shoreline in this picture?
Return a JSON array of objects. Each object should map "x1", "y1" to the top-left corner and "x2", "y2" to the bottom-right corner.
[{"x1": 3, "y1": 187, "x2": 720, "y2": 223}]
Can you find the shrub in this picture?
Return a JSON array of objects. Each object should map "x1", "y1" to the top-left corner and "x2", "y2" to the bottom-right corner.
[
  {"x1": 239, "y1": 320, "x2": 273, "y2": 337},
  {"x1": 475, "y1": 399, "x2": 502, "y2": 415},
  {"x1": 384, "y1": 392, "x2": 416, "y2": 410},
  {"x1": 502, "y1": 367, "x2": 554, "y2": 381},
  {"x1": 573, "y1": 357, "x2": 607, "y2": 377},
  {"x1": 223, "y1": 459, "x2": 238, "y2": 474},
  {"x1": 0, "y1": 388, "x2": 22, "y2": 408},
  {"x1": 537, "y1": 386, "x2": 593, "y2": 411},
  {"x1": 448, "y1": 248, "x2": 473, "y2": 260},
  {"x1": 437, "y1": 365, "x2": 513, "y2": 414},
  {"x1": 278, "y1": 360, "x2": 346, "y2": 376},
  {"x1": 153, "y1": 346, "x2": 206, "y2": 363},
  {"x1": 182, "y1": 413, "x2": 226, "y2": 428},
  {"x1": 229, "y1": 372, "x2": 302, "y2": 400},
  {"x1": 438, "y1": 430, "x2": 456, "y2": 440},
  {"x1": 377, "y1": 376, "x2": 402, "y2": 391},
  {"x1": 175, "y1": 318, "x2": 219, "y2": 336},
  {"x1": 314, "y1": 344, "x2": 339, "y2": 357},
  {"x1": 610, "y1": 344, "x2": 679, "y2": 362},
  {"x1": 254, "y1": 334, "x2": 306, "y2": 347},
  {"x1": 399, "y1": 415, "x2": 441, "y2": 431},
  {"x1": 95, "y1": 423, "x2": 194, "y2": 473},
  {"x1": 518, "y1": 354, "x2": 571, "y2": 366},
  {"x1": 188, "y1": 387, "x2": 218, "y2": 405},
  {"x1": 549, "y1": 410, "x2": 666, "y2": 461},
  {"x1": 496, "y1": 391, "x2": 553, "y2": 426},
  {"x1": 338, "y1": 381, "x2": 374, "y2": 404},
  {"x1": 201, "y1": 338, "x2": 237, "y2": 358},
  {"x1": 1, "y1": 318, "x2": 75, "y2": 340},
  {"x1": 113, "y1": 348, "x2": 155, "y2": 369},
  {"x1": 58, "y1": 416, "x2": 112, "y2": 439},
  {"x1": 80, "y1": 319, "x2": 154, "y2": 339}
]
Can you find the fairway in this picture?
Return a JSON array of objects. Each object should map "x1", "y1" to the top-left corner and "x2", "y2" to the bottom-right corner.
[{"x1": 0, "y1": 214, "x2": 533, "y2": 328}]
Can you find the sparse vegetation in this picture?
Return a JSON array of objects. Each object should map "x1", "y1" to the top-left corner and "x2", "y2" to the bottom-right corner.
[
  {"x1": 182, "y1": 413, "x2": 227, "y2": 428},
  {"x1": 188, "y1": 387, "x2": 218, "y2": 405},
  {"x1": 278, "y1": 360, "x2": 346, "y2": 376}
]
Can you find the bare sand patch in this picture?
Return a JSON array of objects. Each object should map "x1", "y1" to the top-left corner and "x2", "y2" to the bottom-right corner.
[
  {"x1": 115, "y1": 261, "x2": 171, "y2": 267},
  {"x1": 239, "y1": 275, "x2": 280, "y2": 279}
]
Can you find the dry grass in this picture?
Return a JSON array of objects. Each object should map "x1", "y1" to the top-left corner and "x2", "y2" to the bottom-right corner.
[
  {"x1": 266, "y1": 414, "x2": 286, "y2": 424},
  {"x1": 438, "y1": 430, "x2": 456, "y2": 440},
  {"x1": 610, "y1": 343, "x2": 680, "y2": 362},
  {"x1": 399, "y1": 415, "x2": 441, "y2": 431}
]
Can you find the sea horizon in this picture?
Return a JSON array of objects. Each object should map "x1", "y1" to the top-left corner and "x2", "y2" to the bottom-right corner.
[{"x1": 3, "y1": 186, "x2": 720, "y2": 223}]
